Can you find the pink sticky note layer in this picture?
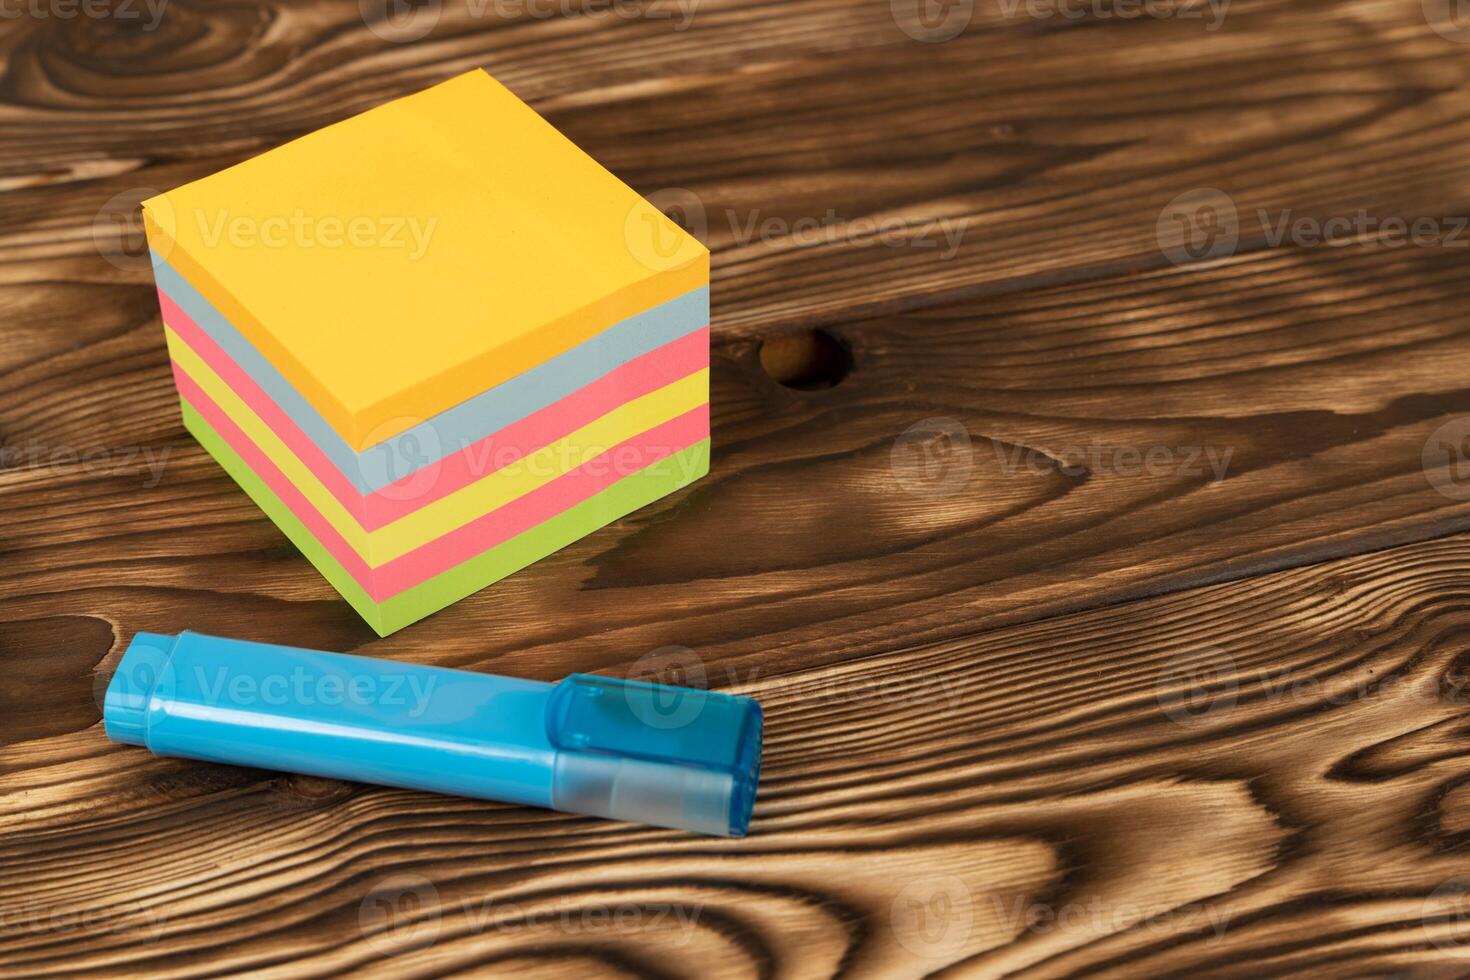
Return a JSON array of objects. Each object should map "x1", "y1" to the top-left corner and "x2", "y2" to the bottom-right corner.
[{"x1": 175, "y1": 363, "x2": 709, "y2": 603}]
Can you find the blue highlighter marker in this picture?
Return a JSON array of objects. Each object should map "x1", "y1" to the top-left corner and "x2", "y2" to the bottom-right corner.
[{"x1": 103, "y1": 632, "x2": 762, "y2": 837}]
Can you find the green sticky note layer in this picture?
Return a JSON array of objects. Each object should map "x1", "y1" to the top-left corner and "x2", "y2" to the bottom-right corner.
[{"x1": 182, "y1": 400, "x2": 710, "y2": 635}]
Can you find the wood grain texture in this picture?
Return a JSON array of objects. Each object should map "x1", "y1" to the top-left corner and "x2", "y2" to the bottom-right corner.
[
  {"x1": 9, "y1": 0, "x2": 1470, "y2": 331},
  {"x1": 4, "y1": 0, "x2": 1470, "y2": 975},
  {"x1": 12, "y1": 534, "x2": 1470, "y2": 975},
  {"x1": 7, "y1": 237, "x2": 1470, "y2": 689}
]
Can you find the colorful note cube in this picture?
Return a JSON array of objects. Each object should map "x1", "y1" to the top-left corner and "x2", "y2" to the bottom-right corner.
[{"x1": 142, "y1": 70, "x2": 710, "y2": 635}]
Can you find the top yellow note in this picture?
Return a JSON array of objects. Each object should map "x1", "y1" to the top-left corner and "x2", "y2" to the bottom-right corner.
[{"x1": 144, "y1": 70, "x2": 708, "y2": 451}]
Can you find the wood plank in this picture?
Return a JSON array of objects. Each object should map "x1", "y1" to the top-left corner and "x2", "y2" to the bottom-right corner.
[
  {"x1": 4, "y1": 239, "x2": 1468, "y2": 689},
  {"x1": 5, "y1": 2, "x2": 1470, "y2": 975},
  {"x1": 8, "y1": 0, "x2": 1470, "y2": 335},
  {"x1": 8, "y1": 530, "x2": 1470, "y2": 975}
]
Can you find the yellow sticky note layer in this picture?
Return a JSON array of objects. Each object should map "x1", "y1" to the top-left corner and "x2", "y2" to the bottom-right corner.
[
  {"x1": 144, "y1": 69, "x2": 708, "y2": 451},
  {"x1": 165, "y1": 324, "x2": 709, "y2": 566}
]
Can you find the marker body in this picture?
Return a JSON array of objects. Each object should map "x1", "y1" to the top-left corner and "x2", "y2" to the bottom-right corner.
[{"x1": 104, "y1": 632, "x2": 761, "y2": 837}]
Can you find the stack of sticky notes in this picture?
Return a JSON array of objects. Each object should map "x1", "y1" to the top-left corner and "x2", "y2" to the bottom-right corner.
[{"x1": 141, "y1": 70, "x2": 710, "y2": 635}]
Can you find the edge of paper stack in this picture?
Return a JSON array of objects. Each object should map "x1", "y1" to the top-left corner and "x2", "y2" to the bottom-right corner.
[{"x1": 140, "y1": 70, "x2": 712, "y2": 635}]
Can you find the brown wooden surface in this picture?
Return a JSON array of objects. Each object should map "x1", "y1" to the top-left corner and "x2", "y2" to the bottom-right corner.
[{"x1": 5, "y1": 0, "x2": 1470, "y2": 976}]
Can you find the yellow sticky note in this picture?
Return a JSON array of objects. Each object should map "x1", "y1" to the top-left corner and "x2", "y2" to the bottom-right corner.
[{"x1": 143, "y1": 69, "x2": 707, "y2": 451}]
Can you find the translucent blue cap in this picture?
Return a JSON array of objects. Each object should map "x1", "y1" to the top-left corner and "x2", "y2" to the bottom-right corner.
[
  {"x1": 102, "y1": 631, "x2": 176, "y2": 746},
  {"x1": 546, "y1": 674, "x2": 763, "y2": 836}
]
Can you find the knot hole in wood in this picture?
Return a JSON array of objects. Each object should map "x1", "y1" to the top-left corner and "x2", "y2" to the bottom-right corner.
[{"x1": 758, "y1": 329, "x2": 851, "y2": 390}]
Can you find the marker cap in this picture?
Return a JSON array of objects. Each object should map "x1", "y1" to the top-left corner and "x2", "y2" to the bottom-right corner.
[
  {"x1": 547, "y1": 674, "x2": 763, "y2": 837},
  {"x1": 102, "y1": 632, "x2": 174, "y2": 747}
]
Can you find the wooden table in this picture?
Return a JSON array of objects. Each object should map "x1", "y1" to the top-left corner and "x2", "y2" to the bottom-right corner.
[{"x1": 6, "y1": 0, "x2": 1470, "y2": 975}]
